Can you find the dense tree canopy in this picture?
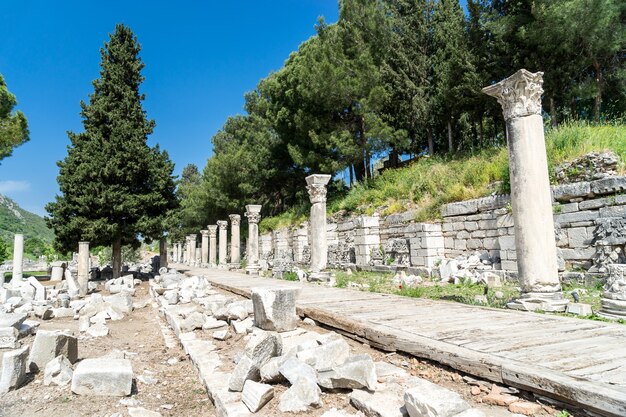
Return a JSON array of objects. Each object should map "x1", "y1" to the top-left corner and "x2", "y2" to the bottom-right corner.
[
  {"x1": 178, "y1": 0, "x2": 626, "y2": 233},
  {"x1": 0, "y1": 74, "x2": 29, "y2": 161},
  {"x1": 46, "y1": 24, "x2": 177, "y2": 276}
]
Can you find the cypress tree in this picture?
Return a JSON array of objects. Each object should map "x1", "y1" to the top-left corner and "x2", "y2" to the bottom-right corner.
[{"x1": 46, "y1": 24, "x2": 176, "y2": 277}]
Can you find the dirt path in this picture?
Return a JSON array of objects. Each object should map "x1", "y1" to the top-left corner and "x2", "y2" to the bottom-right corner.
[{"x1": 0, "y1": 282, "x2": 215, "y2": 417}]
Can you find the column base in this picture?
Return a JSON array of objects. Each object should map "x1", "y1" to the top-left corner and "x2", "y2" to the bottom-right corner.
[
  {"x1": 598, "y1": 297, "x2": 626, "y2": 320},
  {"x1": 507, "y1": 292, "x2": 568, "y2": 312},
  {"x1": 217, "y1": 264, "x2": 228, "y2": 270},
  {"x1": 246, "y1": 265, "x2": 260, "y2": 276},
  {"x1": 308, "y1": 271, "x2": 331, "y2": 282}
]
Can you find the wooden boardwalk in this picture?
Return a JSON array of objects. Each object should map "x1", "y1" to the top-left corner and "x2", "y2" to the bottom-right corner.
[{"x1": 176, "y1": 264, "x2": 626, "y2": 417}]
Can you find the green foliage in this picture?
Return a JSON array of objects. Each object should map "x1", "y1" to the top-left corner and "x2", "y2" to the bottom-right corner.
[
  {"x1": 282, "y1": 271, "x2": 299, "y2": 281},
  {"x1": 263, "y1": 123, "x2": 625, "y2": 229},
  {"x1": 45, "y1": 24, "x2": 177, "y2": 271},
  {"x1": 0, "y1": 73, "x2": 29, "y2": 161},
  {"x1": 0, "y1": 239, "x2": 9, "y2": 263},
  {"x1": 95, "y1": 244, "x2": 140, "y2": 266},
  {"x1": 0, "y1": 194, "x2": 55, "y2": 247}
]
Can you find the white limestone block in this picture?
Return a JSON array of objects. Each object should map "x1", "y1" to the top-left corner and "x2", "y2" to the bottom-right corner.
[
  {"x1": 43, "y1": 355, "x2": 73, "y2": 386},
  {"x1": 29, "y1": 330, "x2": 78, "y2": 372},
  {"x1": 0, "y1": 345, "x2": 29, "y2": 393},
  {"x1": 404, "y1": 379, "x2": 470, "y2": 417},
  {"x1": 71, "y1": 358, "x2": 133, "y2": 396},
  {"x1": 242, "y1": 380, "x2": 274, "y2": 412},
  {"x1": 251, "y1": 287, "x2": 299, "y2": 332}
]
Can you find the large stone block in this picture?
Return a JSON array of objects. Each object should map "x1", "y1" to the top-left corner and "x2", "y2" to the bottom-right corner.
[
  {"x1": 441, "y1": 200, "x2": 478, "y2": 217},
  {"x1": 278, "y1": 376, "x2": 322, "y2": 413},
  {"x1": 43, "y1": 355, "x2": 73, "y2": 386},
  {"x1": 552, "y1": 182, "x2": 591, "y2": 202},
  {"x1": 242, "y1": 380, "x2": 274, "y2": 413},
  {"x1": 71, "y1": 358, "x2": 133, "y2": 396},
  {"x1": 0, "y1": 327, "x2": 19, "y2": 349},
  {"x1": 404, "y1": 379, "x2": 470, "y2": 417},
  {"x1": 251, "y1": 288, "x2": 299, "y2": 332},
  {"x1": 29, "y1": 330, "x2": 78, "y2": 372},
  {"x1": 554, "y1": 210, "x2": 599, "y2": 225},
  {"x1": 590, "y1": 176, "x2": 626, "y2": 195},
  {"x1": 296, "y1": 338, "x2": 350, "y2": 372},
  {"x1": 317, "y1": 354, "x2": 377, "y2": 390},
  {"x1": 0, "y1": 345, "x2": 29, "y2": 393}
]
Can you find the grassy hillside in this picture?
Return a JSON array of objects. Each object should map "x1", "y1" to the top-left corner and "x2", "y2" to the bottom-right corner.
[
  {"x1": 260, "y1": 122, "x2": 626, "y2": 232},
  {"x1": 0, "y1": 194, "x2": 55, "y2": 246}
]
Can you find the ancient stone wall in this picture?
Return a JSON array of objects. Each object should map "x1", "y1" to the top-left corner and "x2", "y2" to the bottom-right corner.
[{"x1": 257, "y1": 176, "x2": 626, "y2": 276}]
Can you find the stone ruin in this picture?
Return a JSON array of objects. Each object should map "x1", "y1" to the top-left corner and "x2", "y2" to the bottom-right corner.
[{"x1": 151, "y1": 268, "x2": 490, "y2": 416}]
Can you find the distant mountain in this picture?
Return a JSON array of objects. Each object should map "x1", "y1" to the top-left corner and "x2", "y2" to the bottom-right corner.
[{"x1": 0, "y1": 194, "x2": 54, "y2": 245}]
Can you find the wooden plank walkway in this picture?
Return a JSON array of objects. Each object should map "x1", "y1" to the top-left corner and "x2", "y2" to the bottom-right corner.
[{"x1": 175, "y1": 264, "x2": 626, "y2": 417}]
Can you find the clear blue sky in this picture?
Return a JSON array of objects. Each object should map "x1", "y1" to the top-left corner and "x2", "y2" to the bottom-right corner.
[{"x1": 0, "y1": 0, "x2": 340, "y2": 216}]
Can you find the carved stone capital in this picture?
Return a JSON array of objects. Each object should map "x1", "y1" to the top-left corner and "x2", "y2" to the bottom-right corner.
[
  {"x1": 200, "y1": 230, "x2": 209, "y2": 237},
  {"x1": 207, "y1": 225, "x2": 218, "y2": 237},
  {"x1": 482, "y1": 69, "x2": 544, "y2": 121},
  {"x1": 229, "y1": 214, "x2": 241, "y2": 226},
  {"x1": 305, "y1": 174, "x2": 331, "y2": 204},
  {"x1": 245, "y1": 204, "x2": 262, "y2": 224},
  {"x1": 217, "y1": 220, "x2": 228, "y2": 230},
  {"x1": 188, "y1": 234, "x2": 197, "y2": 243}
]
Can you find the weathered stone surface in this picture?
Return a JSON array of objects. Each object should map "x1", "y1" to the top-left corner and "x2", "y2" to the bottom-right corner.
[
  {"x1": 0, "y1": 345, "x2": 29, "y2": 393},
  {"x1": 180, "y1": 311, "x2": 205, "y2": 332},
  {"x1": 251, "y1": 287, "x2": 299, "y2": 332},
  {"x1": 29, "y1": 330, "x2": 78, "y2": 372},
  {"x1": 43, "y1": 355, "x2": 73, "y2": 386},
  {"x1": 317, "y1": 354, "x2": 377, "y2": 390},
  {"x1": 260, "y1": 356, "x2": 284, "y2": 383},
  {"x1": 351, "y1": 384, "x2": 408, "y2": 417},
  {"x1": 104, "y1": 292, "x2": 133, "y2": 314},
  {"x1": 278, "y1": 376, "x2": 322, "y2": 413},
  {"x1": 404, "y1": 379, "x2": 470, "y2": 417},
  {"x1": 71, "y1": 358, "x2": 133, "y2": 396},
  {"x1": 552, "y1": 182, "x2": 591, "y2": 202},
  {"x1": 87, "y1": 323, "x2": 109, "y2": 338},
  {"x1": 590, "y1": 176, "x2": 626, "y2": 196},
  {"x1": 242, "y1": 380, "x2": 274, "y2": 412},
  {"x1": 232, "y1": 317, "x2": 254, "y2": 334},
  {"x1": 212, "y1": 329, "x2": 231, "y2": 341},
  {"x1": 279, "y1": 357, "x2": 317, "y2": 385},
  {"x1": 296, "y1": 338, "x2": 350, "y2": 371},
  {"x1": 0, "y1": 312, "x2": 27, "y2": 329},
  {"x1": 203, "y1": 316, "x2": 228, "y2": 330},
  {"x1": 508, "y1": 401, "x2": 542, "y2": 416},
  {"x1": 244, "y1": 330, "x2": 283, "y2": 367},
  {"x1": 442, "y1": 200, "x2": 478, "y2": 217},
  {"x1": 228, "y1": 355, "x2": 260, "y2": 392},
  {"x1": 566, "y1": 303, "x2": 593, "y2": 316},
  {"x1": 0, "y1": 326, "x2": 19, "y2": 349}
]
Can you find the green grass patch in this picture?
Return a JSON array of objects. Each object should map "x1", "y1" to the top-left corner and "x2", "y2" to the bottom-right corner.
[{"x1": 262, "y1": 122, "x2": 626, "y2": 231}]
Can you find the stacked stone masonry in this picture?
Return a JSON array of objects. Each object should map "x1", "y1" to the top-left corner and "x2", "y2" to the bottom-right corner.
[{"x1": 257, "y1": 176, "x2": 626, "y2": 276}]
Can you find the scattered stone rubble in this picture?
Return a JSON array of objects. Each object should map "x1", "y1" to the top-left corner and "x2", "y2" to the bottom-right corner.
[
  {"x1": 554, "y1": 151, "x2": 620, "y2": 184},
  {"x1": 0, "y1": 269, "x2": 149, "y2": 399},
  {"x1": 152, "y1": 268, "x2": 492, "y2": 417}
]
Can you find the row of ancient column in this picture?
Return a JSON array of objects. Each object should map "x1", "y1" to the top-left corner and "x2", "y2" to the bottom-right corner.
[{"x1": 169, "y1": 174, "x2": 333, "y2": 279}]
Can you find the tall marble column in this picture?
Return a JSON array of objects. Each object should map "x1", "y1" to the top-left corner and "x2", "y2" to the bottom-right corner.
[
  {"x1": 306, "y1": 174, "x2": 331, "y2": 281},
  {"x1": 189, "y1": 234, "x2": 197, "y2": 266},
  {"x1": 483, "y1": 69, "x2": 567, "y2": 312},
  {"x1": 217, "y1": 220, "x2": 228, "y2": 267},
  {"x1": 184, "y1": 236, "x2": 190, "y2": 264},
  {"x1": 10, "y1": 234, "x2": 24, "y2": 284},
  {"x1": 201, "y1": 230, "x2": 210, "y2": 266},
  {"x1": 78, "y1": 241, "x2": 90, "y2": 297},
  {"x1": 245, "y1": 205, "x2": 262, "y2": 275},
  {"x1": 208, "y1": 225, "x2": 218, "y2": 267},
  {"x1": 175, "y1": 241, "x2": 181, "y2": 263},
  {"x1": 229, "y1": 214, "x2": 241, "y2": 267}
]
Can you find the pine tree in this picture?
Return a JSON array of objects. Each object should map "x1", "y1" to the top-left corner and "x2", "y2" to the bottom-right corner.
[
  {"x1": 46, "y1": 24, "x2": 176, "y2": 277},
  {"x1": 431, "y1": 0, "x2": 479, "y2": 153},
  {"x1": 0, "y1": 73, "x2": 29, "y2": 161}
]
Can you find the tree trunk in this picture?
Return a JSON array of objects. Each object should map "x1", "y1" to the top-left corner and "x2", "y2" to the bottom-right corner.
[
  {"x1": 365, "y1": 148, "x2": 372, "y2": 179},
  {"x1": 349, "y1": 164, "x2": 354, "y2": 187},
  {"x1": 427, "y1": 127, "x2": 434, "y2": 155},
  {"x1": 479, "y1": 117, "x2": 484, "y2": 147},
  {"x1": 447, "y1": 119, "x2": 453, "y2": 154},
  {"x1": 592, "y1": 58, "x2": 604, "y2": 121},
  {"x1": 549, "y1": 97, "x2": 557, "y2": 127},
  {"x1": 354, "y1": 159, "x2": 366, "y2": 182},
  {"x1": 389, "y1": 146, "x2": 399, "y2": 168},
  {"x1": 112, "y1": 238, "x2": 122, "y2": 279}
]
